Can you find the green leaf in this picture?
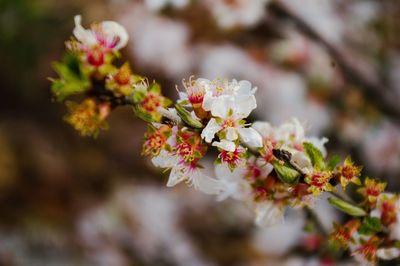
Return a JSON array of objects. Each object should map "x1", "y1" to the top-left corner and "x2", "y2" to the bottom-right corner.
[
  {"x1": 175, "y1": 104, "x2": 203, "y2": 129},
  {"x1": 131, "y1": 90, "x2": 146, "y2": 103},
  {"x1": 327, "y1": 155, "x2": 341, "y2": 170},
  {"x1": 303, "y1": 142, "x2": 325, "y2": 170},
  {"x1": 149, "y1": 82, "x2": 161, "y2": 94},
  {"x1": 132, "y1": 105, "x2": 154, "y2": 122},
  {"x1": 328, "y1": 197, "x2": 367, "y2": 217},
  {"x1": 51, "y1": 53, "x2": 90, "y2": 101},
  {"x1": 358, "y1": 217, "x2": 382, "y2": 235},
  {"x1": 272, "y1": 161, "x2": 301, "y2": 184}
]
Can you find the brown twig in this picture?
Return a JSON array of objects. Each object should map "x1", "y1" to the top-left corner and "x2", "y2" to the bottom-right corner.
[
  {"x1": 269, "y1": 1, "x2": 400, "y2": 123},
  {"x1": 88, "y1": 80, "x2": 134, "y2": 108}
]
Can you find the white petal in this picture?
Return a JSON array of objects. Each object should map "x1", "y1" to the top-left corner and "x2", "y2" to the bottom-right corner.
[
  {"x1": 201, "y1": 118, "x2": 222, "y2": 143},
  {"x1": 191, "y1": 171, "x2": 222, "y2": 195},
  {"x1": 235, "y1": 95, "x2": 257, "y2": 118},
  {"x1": 212, "y1": 140, "x2": 236, "y2": 152},
  {"x1": 225, "y1": 127, "x2": 238, "y2": 141},
  {"x1": 259, "y1": 161, "x2": 274, "y2": 177},
  {"x1": 151, "y1": 150, "x2": 178, "y2": 168},
  {"x1": 216, "y1": 180, "x2": 241, "y2": 201},
  {"x1": 238, "y1": 127, "x2": 263, "y2": 148},
  {"x1": 215, "y1": 164, "x2": 248, "y2": 200},
  {"x1": 237, "y1": 80, "x2": 254, "y2": 95},
  {"x1": 377, "y1": 248, "x2": 400, "y2": 260},
  {"x1": 305, "y1": 137, "x2": 329, "y2": 157},
  {"x1": 157, "y1": 107, "x2": 181, "y2": 124},
  {"x1": 370, "y1": 209, "x2": 381, "y2": 219},
  {"x1": 210, "y1": 95, "x2": 233, "y2": 118},
  {"x1": 215, "y1": 163, "x2": 241, "y2": 180},
  {"x1": 290, "y1": 150, "x2": 313, "y2": 174},
  {"x1": 178, "y1": 91, "x2": 188, "y2": 102},
  {"x1": 252, "y1": 121, "x2": 273, "y2": 138},
  {"x1": 73, "y1": 15, "x2": 97, "y2": 46},
  {"x1": 170, "y1": 126, "x2": 179, "y2": 143},
  {"x1": 100, "y1": 20, "x2": 129, "y2": 49},
  {"x1": 277, "y1": 118, "x2": 305, "y2": 143},
  {"x1": 390, "y1": 221, "x2": 400, "y2": 241},
  {"x1": 202, "y1": 92, "x2": 215, "y2": 111},
  {"x1": 254, "y1": 202, "x2": 284, "y2": 227},
  {"x1": 166, "y1": 166, "x2": 187, "y2": 187}
]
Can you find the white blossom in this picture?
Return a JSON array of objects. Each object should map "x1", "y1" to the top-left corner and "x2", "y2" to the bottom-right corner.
[
  {"x1": 370, "y1": 193, "x2": 400, "y2": 241},
  {"x1": 201, "y1": 95, "x2": 262, "y2": 151},
  {"x1": 151, "y1": 127, "x2": 221, "y2": 194},
  {"x1": 144, "y1": 0, "x2": 189, "y2": 11},
  {"x1": 205, "y1": 0, "x2": 271, "y2": 29},
  {"x1": 73, "y1": 15, "x2": 128, "y2": 50},
  {"x1": 254, "y1": 201, "x2": 284, "y2": 227},
  {"x1": 377, "y1": 247, "x2": 400, "y2": 260}
]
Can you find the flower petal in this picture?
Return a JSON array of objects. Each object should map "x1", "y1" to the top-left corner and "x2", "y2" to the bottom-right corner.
[
  {"x1": 210, "y1": 95, "x2": 233, "y2": 118},
  {"x1": 377, "y1": 248, "x2": 400, "y2": 260},
  {"x1": 202, "y1": 92, "x2": 215, "y2": 111},
  {"x1": 215, "y1": 163, "x2": 248, "y2": 200},
  {"x1": 73, "y1": 15, "x2": 97, "y2": 46},
  {"x1": 191, "y1": 171, "x2": 222, "y2": 195},
  {"x1": 252, "y1": 121, "x2": 273, "y2": 138},
  {"x1": 166, "y1": 166, "x2": 187, "y2": 187},
  {"x1": 201, "y1": 118, "x2": 222, "y2": 143},
  {"x1": 99, "y1": 20, "x2": 129, "y2": 49},
  {"x1": 237, "y1": 127, "x2": 263, "y2": 148},
  {"x1": 225, "y1": 127, "x2": 238, "y2": 141},
  {"x1": 235, "y1": 95, "x2": 257, "y2": 118},
  {"x1": 290, "y1": 150, "x2": 313, "y2": 174},
  {"x1": 212, "y1": 139, "x2": 236, "y2": 152},
  {"x1": 237, "y1": 80, "x2": 256, "y2": 95},
  {"x1": 151, "y1": 150, "x2": 178, "y2": 168},
  {"x1": 254, "y1": 202, "x2": 284, "y2": 227}
]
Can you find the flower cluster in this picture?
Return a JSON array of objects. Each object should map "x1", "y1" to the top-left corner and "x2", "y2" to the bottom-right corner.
[
  {"x1": 329, "y1": 188, "x2": 400, "y2": 264},
  {"x1": 51, "y1": 15, "x2": 171, "y2": 136},
  {"x1": 50, "y1": 16, "x2": 400, "y2": 265}
]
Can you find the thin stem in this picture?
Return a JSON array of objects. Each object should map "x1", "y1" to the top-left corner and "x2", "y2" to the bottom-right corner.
[
  {"x1": 268, "y1": 2, "x2": 400, "y2": 123},
  {"x1": 89, "y1": 80, "x2": 135, "y2": 107}
]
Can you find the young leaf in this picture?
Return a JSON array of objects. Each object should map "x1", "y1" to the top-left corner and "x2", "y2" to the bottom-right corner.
[
  {"x1": 303, "y1": 142, "x2": 325, "y2": 170},
  {"x1": 149, "y1": 82, "x2": 161, "y2": 94},
  {"x1": 327, "y1": 155, "x2": 341, "y2": 170},
  {"x1": 132, "y1": 105, "x2": 154, "y2": 122},
  {"x1": 272, "y1": 161, "x2": 301, "y2": 184},
  {"x1": 328, "y1": 197, "x2": 367, "y2": 217},
  {"x1": 175, "y1": 104, "x2": 203, "y2": 129},
  {"x1": 358, "y1": 217, "x2": 382, "y2": 235},
  {"x1": 51, "y1": 53, "x2": 90, "y2": 101}
]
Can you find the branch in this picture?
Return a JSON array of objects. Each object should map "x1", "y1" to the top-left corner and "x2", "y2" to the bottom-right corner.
[
  {"x1": 88, "y1": 80, "x2": 134, "y2": 108},
  {"x1": 269, "y1": 2, "x2": 400, "y2": 123}
]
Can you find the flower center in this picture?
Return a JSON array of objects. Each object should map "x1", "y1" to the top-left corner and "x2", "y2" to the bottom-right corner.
[
  {"x1": 144, "y1": 133, "x2": 165, "y2": 156},
  {"x1": 176, "y1": 142, "x2": 196, "y2": 163},
  {"x1": 142, "y1": 93, "x2": 161, "y2": 112},
  {"x1": 309, "y1": 172, "x2": 329, "y2": 188},
  {"x1": 219, "y1": 148, "x2": 242, "y2": 166},
  {"x1": 188, "y1": 91, "x2": 204, "y2": 105},
  {"x1": 342, "y1": 166, "x2": 355, "y2": 180},
  {"x1": 381, "y1": 200, "x2": 397, "y2": 225},
  {"x1": 115, "y1": 68, "x2": 131, "y2": 85},
  {"x1": 223, "y1": 119, "x2": 236, "y2": 128},
  {"x1": 366, "y1": 186, "x2": 380, "y2": 197},
  {"x1": 358, "y1": 241, "x2": 377, "y2": 261},
  {"x1": 87, "y1": 46, "x2": 105, "y2": 67},
  {"x1": 94, "y1": 27, "x2": 120, "y2": 49}
]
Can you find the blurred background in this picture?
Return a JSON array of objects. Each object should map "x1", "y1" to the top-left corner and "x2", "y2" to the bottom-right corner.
[{"x1": 0, "y1": 0, "x2": 399, "y2": 265}]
